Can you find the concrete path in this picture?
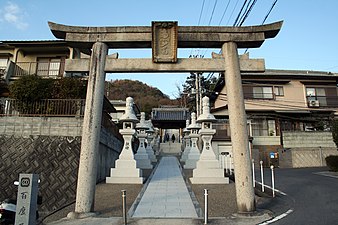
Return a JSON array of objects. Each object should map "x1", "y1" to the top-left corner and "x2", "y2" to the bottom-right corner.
[{"x1": 132, "y1": 156, "x2": 198, "y2": 218}]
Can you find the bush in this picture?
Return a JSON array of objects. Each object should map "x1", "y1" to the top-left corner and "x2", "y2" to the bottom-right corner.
[
  {"x1": 9, "y1": 75, "x2": 54, "y2": 101},
  {"x1": 325, "y1": 155, "x2": 338, "y2": 172},
  {"x1": 331, "y1": 120, "x2": 338, "y2": 148}
]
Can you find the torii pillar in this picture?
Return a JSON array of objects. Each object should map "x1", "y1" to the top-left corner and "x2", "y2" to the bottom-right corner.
[
  {"x1": 74, "y1": 42, "x2": 108, "y2": 215},
  {"x1": 222, "y1": 42, "x2": 255, "y2": 212}
]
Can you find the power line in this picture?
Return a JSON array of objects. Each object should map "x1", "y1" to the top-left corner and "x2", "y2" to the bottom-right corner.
[
  {"x1": 208, "y1": 0, "x2": 219, "y2": 25},
  {"x1": 262, "y1": 0, "x2": 278, "y2": 24},
  {"x1": 226, "y1": 0, "x2": 240, "y2": 25},
  {"x1": 198, "y1": 0, "x2": 206, "y2": 25},
  {"x1": 219, "y1": 0, "x2": 231, "y2": 25},
  {"x1": 238, "y1": 0, "x2": 257, "y2": 26},
  {"x1": 233, "y1": 0, "x2": 248, "y2": 26}
]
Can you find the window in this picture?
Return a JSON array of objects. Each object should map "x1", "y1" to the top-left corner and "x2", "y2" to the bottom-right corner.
[
  {"x1": 37, "y1": 58, "x2": 62, "y2": 77},
  {"x1": 306, "y1": 87, "x2": 326, "y2": 106},
  {"x1": 253, "y1": 86, "x2": 273, "y2": 99},
  {"x1": 251, "y1": 119, "x2": 276, "y2": 136},
  {"x1": 0, "y1": 58, "x2": 8, "y2": 68},
  {"x1": 274, "y1": 86, "x2": 284, "y2": 96}
]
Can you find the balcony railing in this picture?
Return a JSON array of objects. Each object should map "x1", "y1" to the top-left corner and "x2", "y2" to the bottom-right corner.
[
  {"x1": 12, "y1": 61, "x2": 65, "y2": 78},
  {"x1": 306, "y1": 96, "x2": 338, "y2": 108},
  {"x1": 0, "y1": 99, "x2": 85, "y2": 117}
]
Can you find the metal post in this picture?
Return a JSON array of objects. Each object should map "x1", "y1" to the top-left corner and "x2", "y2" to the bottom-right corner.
[
  {"x1": 229, "y1": 156, "x2": 233, "y2": 176},
  {"x1": 260, "y1": 160, "x2": 264, "y2": 192},
  {"x1": 252, "y1": 159, "x2": 255, "y2": 187},
  {"x1": 204, "y1": 189, "x2": 208, "y2": 225},
  {"x1": 270, "y1": 165, "x2": 275, "y2": 197},
  {"x1": 224, "y1": 155, "x2": 228, "y2": 174},
  {"x1": 319, "y1": 146, "x2": 323, "y2": 166},
  {"x1": 122, "y1": 190, "x2": 127, "y2": 225}
]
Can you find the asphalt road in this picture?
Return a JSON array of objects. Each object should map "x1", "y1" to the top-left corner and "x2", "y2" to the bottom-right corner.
[{"x1": 256, "y1": 167, "x2": 338, "y2": 225}]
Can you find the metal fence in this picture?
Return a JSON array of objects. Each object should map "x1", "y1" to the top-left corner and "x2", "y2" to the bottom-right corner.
[{"x1": 0, "y1": 99, "x2": 85, "y2": 117}]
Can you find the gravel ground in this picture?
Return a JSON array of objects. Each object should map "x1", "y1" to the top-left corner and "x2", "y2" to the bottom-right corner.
[
  {"x1": 183, "y1": 169, "x2": 238, "y2": 218},
  {"x1": 42, "y1": 157, "x2": 260, "y2": 224}
]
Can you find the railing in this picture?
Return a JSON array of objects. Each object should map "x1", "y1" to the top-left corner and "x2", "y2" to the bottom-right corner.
[
  {"x1": 0, "y1": 99, "x2": 85, "y2": 117},
  {"x1": 243, "y1": 92, "x2": 275, "y2": 100},
  {"x1": 12, "y1": 61, "x2": 65, "y2": 78},
  {"x1": 306, "y1": 96, "x2": 338, "y2": 108}
]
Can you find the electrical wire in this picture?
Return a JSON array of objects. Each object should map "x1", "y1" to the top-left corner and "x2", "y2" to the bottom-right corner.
[
  {"x1": 208, "y1": 0, "x2": 219, "y2": 25},
  {"x1": 262, "y1": 0, "x2": 278, "y2": 24},
  {"x1": 238, "y1": 0, "x2": 258, "y2": 26},
  {"x1": 219, "y1": 0, "x2": 231, "y2": 25},
  {"x1": 198, "y1": 0, "x2": 206, "y2": 25},
  {"x1": 233, "y1": 0, "x2": 248, "y2": 26},
  {"x1": 226, "y1": 0, "x2": 240, "y2": 25}
]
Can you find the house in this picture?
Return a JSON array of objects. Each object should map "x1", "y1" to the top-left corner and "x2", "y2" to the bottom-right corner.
[
  {"x1": 211, "y1": 69, "x2": 338, "y2": 167},
  {"x1": 0, "y1": 40, "x2": 87, "y2": 83}
]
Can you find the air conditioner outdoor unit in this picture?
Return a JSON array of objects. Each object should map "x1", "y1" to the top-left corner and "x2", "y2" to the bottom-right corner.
[{"x1": 308, "y1": 100, "x2": 320, "y2": 107}]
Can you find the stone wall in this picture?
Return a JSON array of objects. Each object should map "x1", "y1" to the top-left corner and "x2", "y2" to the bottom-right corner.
[
  {"x1": 0, "y1": 116, "x2": 123, "y2": 216},
  {"x1": 0, "y1": 116, "x2": 83, "y2": 137},
  {"x1": 283, "y1": 131, "x2": 336, "y2": 148},
  {"x1": 279, "y1": 131, "x2": 338, "y2": 168}
]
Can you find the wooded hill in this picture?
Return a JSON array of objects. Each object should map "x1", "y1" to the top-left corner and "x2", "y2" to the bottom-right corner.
[{"x1": 105, "y1": 79, "x2": 179, "y2": 115}]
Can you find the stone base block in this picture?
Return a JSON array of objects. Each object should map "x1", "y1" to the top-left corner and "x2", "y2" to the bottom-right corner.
[
  {"x1": 184, "y1": 159, "x2": 198, "y2": 169},
  {"x1": 136, "y1": 160, "x2": 153, "y2": 169},
  {"x1": 115, "y1": 159, "x2": 137, "y2": 168},
  {"x1": 110, "y1": 168, "x2": 142, "y2": 177},
  {"x1": 106, "y1": 177, "x2": 144, "y2": 184},
  {"x1": 134, "y1": 153, "x2": 150, "y2": 160},
  {"x1": 190, "y1": 176, "x2": 229, "y2": 184},
  {"x1": 196, "y1": 159, "x2": 220, "y2": 168},
  {"x1": 193, "y1": 168, "x2": 224, "y2": 177}
]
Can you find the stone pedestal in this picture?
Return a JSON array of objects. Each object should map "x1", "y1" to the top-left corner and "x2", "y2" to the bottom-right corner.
[
  {"x1": 135, "y1": 132, "x2": 153, "y2": 169},
  {"x1": 146, "y1": 135, "x2": 157, "y2": 162},
  {"x1": 184, "y1": 133, "x2": 200, "y2": 169},
  {"x1": 106, "y1": 128, "x2": 144, "y2": 184},
  {"x1": 190, "y1": 129, "x2": 229, "y2": 184},
  {"x1": 180, "y1": 135, "x2": 191, "y2": 162}
]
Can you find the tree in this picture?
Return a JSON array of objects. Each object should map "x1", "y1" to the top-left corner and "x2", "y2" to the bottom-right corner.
[
  {"x1": 105, "y1": 79, "x2": 178, "y2": 116},
  {"x1": 180, "y1": 72, "x2": 218, "y2": 112},
  {"x1": 53, "y1": 77, "x2": 87, "y2": 99}
]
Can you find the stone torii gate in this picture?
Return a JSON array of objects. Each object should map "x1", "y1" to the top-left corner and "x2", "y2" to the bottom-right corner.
[{"x1": 48, "y1": 20, "x2": 282, "y2": 216}]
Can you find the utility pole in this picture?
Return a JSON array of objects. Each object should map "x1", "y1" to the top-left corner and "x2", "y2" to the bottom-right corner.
[
  {"x1": 195, "y1": 72, "x2": 200, "y2": 117},
  {"x1": 190, "y1": 54, "x2": 204, "y2": 117}
]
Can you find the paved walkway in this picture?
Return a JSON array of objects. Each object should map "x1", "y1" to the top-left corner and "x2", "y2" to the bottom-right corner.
[{"x1": 132, "y1": 156, "x2": 198, "y2": 218}]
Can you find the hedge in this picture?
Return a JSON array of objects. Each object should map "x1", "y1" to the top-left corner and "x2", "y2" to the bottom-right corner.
[{"x1": 325, "y1": 155, "x2": 338, "y2": 172}]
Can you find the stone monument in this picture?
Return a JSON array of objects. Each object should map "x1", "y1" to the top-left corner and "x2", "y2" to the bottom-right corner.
[
  {"x1": 184, "y1": 113, "x2": 201, "y2": 169},
  {"x1": 134, "y1": 112, "x2": 153, "y2": 169},
  {"x1": 106, "y1": 97, "x2": 144, "y2": 184},
  {"x1": 190, "y1": 96, "x2": 229, "y2": 184}
]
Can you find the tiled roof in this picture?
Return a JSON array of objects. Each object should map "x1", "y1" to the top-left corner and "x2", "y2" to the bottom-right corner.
[{"x1": 151, "y1": 107, "x2": 189, "y2": 121}]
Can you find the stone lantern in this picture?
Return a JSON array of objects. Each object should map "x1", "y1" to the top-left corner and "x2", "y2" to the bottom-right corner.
[
  {"x1": 190, "y1": 96, "x2": 229, "y2": 184},
  {"x1": 106, "y1": 97, "x2": 144, "y2": 184},
  {"x1": 135, "y1": 112, "x2": 153, "y2": 169},
  {"x1": 145, "y1": 121, "x2": 157, "y2": 162},
  {"x1": 184, "y1": 112, "x2": 201, "y2": 169},
  {"x1": 180, "y1": 119, "x2": 191, "y2": 163}
]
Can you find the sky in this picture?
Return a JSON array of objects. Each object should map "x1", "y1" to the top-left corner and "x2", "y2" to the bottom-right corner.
[{"x1": 1, "y1": 0, "x2": 338, "y2": 99}]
